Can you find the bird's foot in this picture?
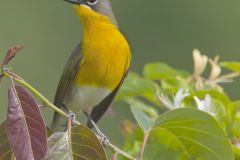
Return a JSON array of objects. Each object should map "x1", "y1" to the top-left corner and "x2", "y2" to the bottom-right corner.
[
  {"x1": 99, "y1": 134, "x2": 110, "y2": 147},
  {"x1": 83, "y1": 111, "x2": 110, "y2": 147},
  {"x1": 67, "y1": 111, "x2": 78, "y2": 126},
  {"x1": 0, "y1": 66, "x2": 10, "y2": 75},
  {"x1": 2, "y1": 66, "x2": 10, "y2": 72}
]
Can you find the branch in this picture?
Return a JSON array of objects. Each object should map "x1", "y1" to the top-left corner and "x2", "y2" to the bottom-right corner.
[
  {"x1": 110, "y1": 143, "x2": 136, "y2": 160},
  {"x1": 112, "y1": 152, "x2": 119, "y2": 160},
  {"x1": 2, "y1": 69, "x2": 136, "y2": 160}
]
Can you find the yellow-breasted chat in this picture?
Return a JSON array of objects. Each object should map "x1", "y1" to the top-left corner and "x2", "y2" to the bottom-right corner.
[{"x1": 51, "y1": 0, "x2": 131, "y2": 136}]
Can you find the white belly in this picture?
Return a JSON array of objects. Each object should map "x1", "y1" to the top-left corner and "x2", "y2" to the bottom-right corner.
[{"x1": 64, "y1": 86, "x2": 111, "y2": 113}]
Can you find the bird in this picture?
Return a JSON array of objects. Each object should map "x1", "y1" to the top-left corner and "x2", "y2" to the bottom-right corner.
[{"x1": 51, "y1": 0, "x2": 131, "y2": 135}]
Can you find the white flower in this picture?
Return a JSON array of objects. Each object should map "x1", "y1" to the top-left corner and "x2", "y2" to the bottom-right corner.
[
  {"x1": 157, "y1": 88, "x2": 189, "y2": 110},
  {"x1": 194, "y1": 94, "x2": 215, "y2": 116},
  {"x1": 173, "y1": 88, "x2": 190, "y2": 107},
  {"x1": 192, "y1": 49, "x2": 208, "y2": 90},
  {"x1": 234, "y1": 142, "x2": 240, "y2": 149},
  {"x1": 157, "y1": 93, "x2": 175, "y2": 109},
  {"x1": 192, "y1": 49, "x2": 208, "y2": 78},
  {"x1": 208, "y1": 56, "x2": 221, "y2": 80}
]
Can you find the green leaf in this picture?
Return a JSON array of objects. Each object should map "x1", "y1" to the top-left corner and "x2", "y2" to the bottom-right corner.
[
  {"x1": 143, "y1": 62, "x2": 178, "y2": 80},
  {"x1": 127, "y1": 99, "x2": 159, "y2": 119},
  {"x1": 71, "y1": 125, "x2": 107, "y2": 160},
  {"x1": 120, "y1": 129, "x2": 144, "y2": 159},
  {"x1": 131, "y1": 105, "x2": 155, "y2": 133},
  {"x1": 210, "y1": 98, "x2": 226, "y2": 121},
  {"x1": 46, "y1": 127, "x2": 54, "y2": 137},
  {"x1": 144, "y1": 127, "x2": 191, "y2": 160},
  {"x1": 184, "y1": 90, "x2": 231, "y2": 107},
  {"x1": 44, "y1": 132, "x2": 69, "y2": 159},
  {"x1": 233, "y1": 145, "x2": 240, "y2": 160},
  {"x1": 225, "y1": 101, "x2": 240, "y2": 138},
  {"x1": 220, "y1": 61, "x2": 240, "y2": 72},
  {"x1": 45, "y1": 125, "x2": 107, "y2": 160},
  {"x1": 161, "y1": 78, "x2": 190, "y2": 92},
  {"x1": 228, "y1": 101, "x2": 240, "y2": 119},
  {"x1": 229, "y1": 116, "x2": 240, "y2": 138},
  {"x1": 117, "y1": 72, "x2": 159, "y2": 104},
  {"x1": 144, "y1": 108, "x2": 234, "y2": 160}
]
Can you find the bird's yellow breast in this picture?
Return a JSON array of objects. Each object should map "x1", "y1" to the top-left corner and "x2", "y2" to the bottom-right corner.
[{"x1": 73, "y1": 6, "x2": 131, "y2": 90}]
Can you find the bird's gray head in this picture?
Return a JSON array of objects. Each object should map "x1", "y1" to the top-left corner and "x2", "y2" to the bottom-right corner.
[{"x1": 65, "y1": 0, "x2": 118, "y2": 26}]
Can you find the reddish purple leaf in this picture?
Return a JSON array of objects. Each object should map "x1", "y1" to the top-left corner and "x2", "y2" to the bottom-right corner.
[
  {"x1": 0, "y1": 45, "x2": 23, "y2": 84},
  {"x1": 0, "y1": 74, "x2": 2, "y2": 84},
  {"x1": 0, "y1": 121, "x2": 14, "y2": 160},
  {"x1": 2, "y1": 45, "x2": 24, "y2": 66},
  {"x1": 7, "y1": 81, "x2": 47, "y2": 160}
]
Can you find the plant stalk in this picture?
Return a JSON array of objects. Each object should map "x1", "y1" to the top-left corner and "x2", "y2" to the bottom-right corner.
[{"x1": 3, "y1": 70, "x2": 136, "y2": 160}]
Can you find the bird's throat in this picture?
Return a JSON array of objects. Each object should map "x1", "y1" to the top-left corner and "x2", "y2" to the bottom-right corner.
[{"x1": 73, "y1": 4, "x2": 131, "y2": 90}]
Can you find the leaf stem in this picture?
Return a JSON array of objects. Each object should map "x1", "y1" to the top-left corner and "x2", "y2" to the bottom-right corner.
[
  {"x1": 138, "y1": 132, "x2": 150, "y2": 160},
  {"x1": 3, "y1": 70, "x2": 136, "y2": 160},
  {"x1": 67, "y1": 116, "x2": 74, "y2": 160},
  {"x1": 3, "y1": 71, "x2": 69, "y2": 118}
]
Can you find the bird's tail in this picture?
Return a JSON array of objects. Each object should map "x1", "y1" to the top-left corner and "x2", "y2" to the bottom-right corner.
[{"x1": 51, "y1": 111, "x2": 68, "y2": 132}]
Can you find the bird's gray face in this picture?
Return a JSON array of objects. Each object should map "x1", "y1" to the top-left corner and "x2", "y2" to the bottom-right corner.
[{"x1": 64, "y1": 0, "x2": 99, "y2": 9}]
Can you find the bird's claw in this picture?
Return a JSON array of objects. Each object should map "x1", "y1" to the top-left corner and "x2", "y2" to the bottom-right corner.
[
  {"x1": 67, "y1": 111, "x2": 77, "y2": 124},
  {"x1": 83, "y1": 111, "x2": 110, "y2": 147},
  {"x1": 100, "y1": 134, "x2": 110, "y2": 147},
  {"x1": 0, "y1": 66, "x2": 10, "y2": 76}
]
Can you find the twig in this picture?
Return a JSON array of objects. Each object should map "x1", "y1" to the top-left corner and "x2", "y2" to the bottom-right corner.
[
  {"x1": 2, "y1": 69, "x2": 136, "y2": 160},
  {"x1": 138, "y1": 132, "x2": 150, "y2": 160},
  {"x1": 67, "y1": 116, "x2": 73, "y2": 159},
  {"x1": 38, "y1": 105, "x2": 46, "y2": 108},
  {"x1": 109, "y1": 143, "x2": 136, "y2": 160},
  {"x1": 112, "y1": 152, "x2": 119, "y2": 160}
]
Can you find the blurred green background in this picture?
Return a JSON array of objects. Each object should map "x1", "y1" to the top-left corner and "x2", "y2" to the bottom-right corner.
[{"x1": 1, "y1": 0, "x2": 240, "y2": 145}]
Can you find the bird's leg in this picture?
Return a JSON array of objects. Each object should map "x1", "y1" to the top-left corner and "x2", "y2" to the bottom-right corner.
[
  {"x1": 83, "y1": 111, "x2": 110, "y2": 147},
  {"x1": 61, "y1": 110, "x2": 78, "y2": 132},
  {"x1": 60, "y1": 103, "x2": 76, "y2": 124}
]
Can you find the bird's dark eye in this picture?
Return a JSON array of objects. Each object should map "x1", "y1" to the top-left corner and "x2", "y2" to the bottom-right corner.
[{"x1": 87, "y1": 0, "x2": 98, "y2": 5}]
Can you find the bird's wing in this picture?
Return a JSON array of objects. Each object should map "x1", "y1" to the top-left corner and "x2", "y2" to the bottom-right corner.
[
  {"x1": 54, "y1": 44, "x2": 82, "y2": 107},
  {"x1": 87, "y1": 70, "x2": 129, "y2": 128}
]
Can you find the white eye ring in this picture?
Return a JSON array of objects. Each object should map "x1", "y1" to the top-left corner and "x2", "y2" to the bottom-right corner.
[{"x1": 87, "y1": 0, "x2": 98, "y2": 5}]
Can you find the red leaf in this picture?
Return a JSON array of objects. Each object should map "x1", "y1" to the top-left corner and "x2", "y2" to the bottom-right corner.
[
  {"x1": 0, "y1": 74, "x2": 2, "y2": 84},
  {"x1": 0, "y1": 121, "x2": 14, "y2": 160},
  {"x1": 7, "y1": 81, "x2": 47, "y2": 160},
  {"x1": 2, "y1": 45, "x2": 24, "y2": 66}
]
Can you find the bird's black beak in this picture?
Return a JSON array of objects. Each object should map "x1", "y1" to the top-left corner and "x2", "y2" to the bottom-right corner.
[{"x1": 64, "y1": 0, "x2": 85, "y2": 5}]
